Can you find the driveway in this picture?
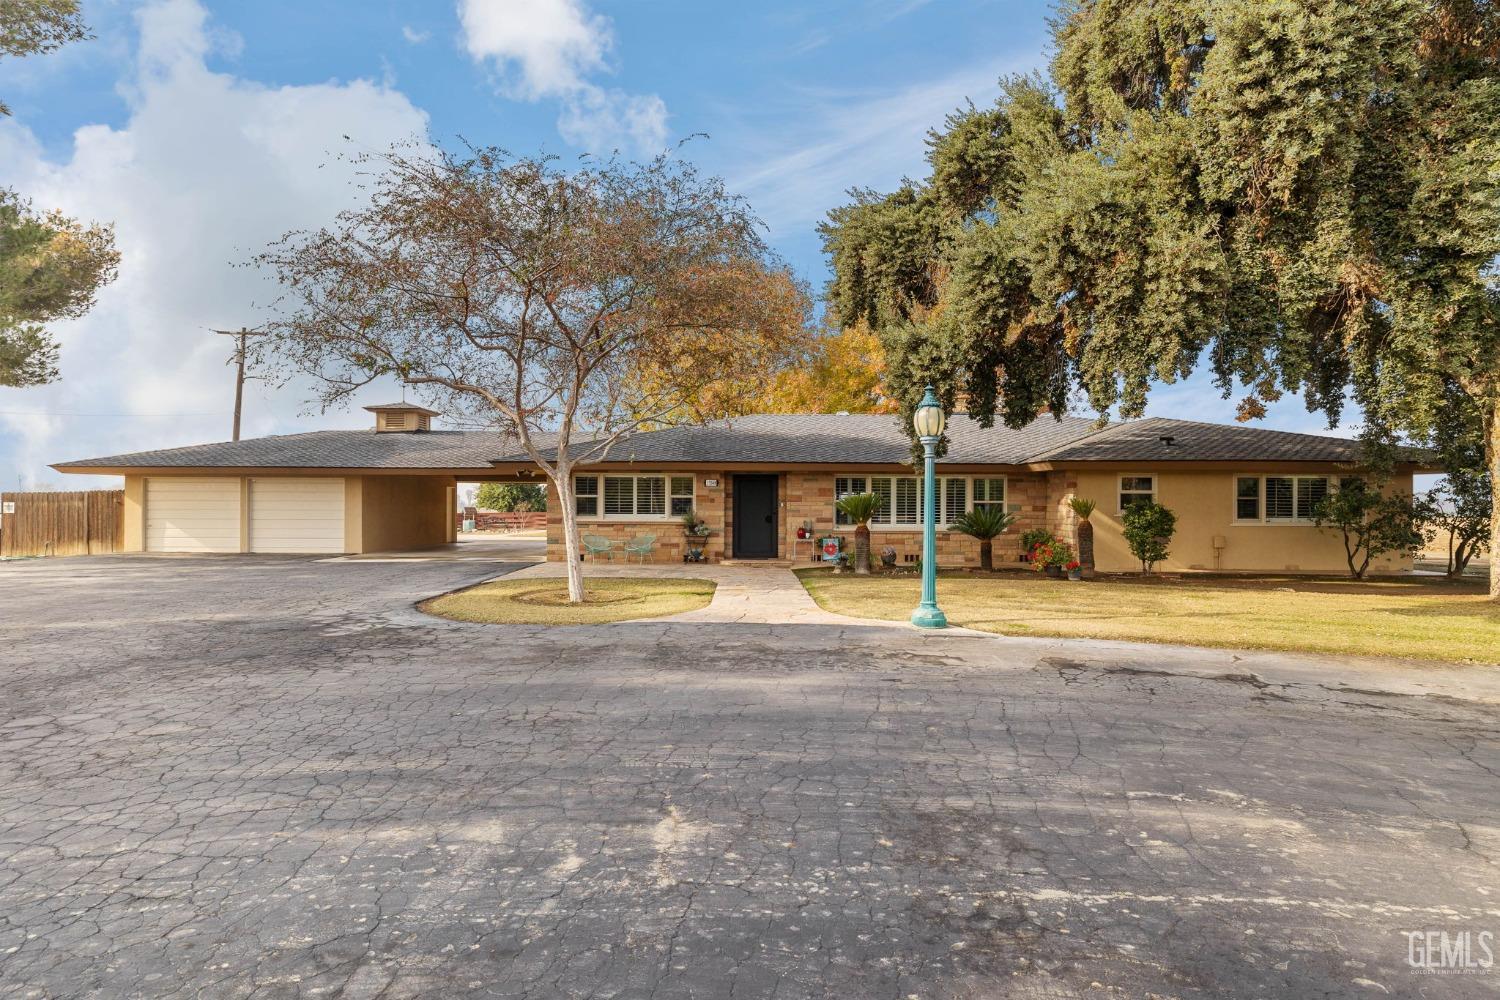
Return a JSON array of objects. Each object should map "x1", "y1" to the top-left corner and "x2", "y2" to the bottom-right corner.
[{"x1": 1, "y1": 554, "x2": 1496, "y2": 999}]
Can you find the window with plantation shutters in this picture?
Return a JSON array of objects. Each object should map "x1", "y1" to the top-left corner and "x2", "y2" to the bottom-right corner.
[
  {"x1": 944, "y1": 477, "x2": 967, "y2": 523},
  {"x1": 834, "y1": 475, "x2": 1007, "y2": 529},
  {"x1": 1237, "y1": 474, "x2": 1332, "y2": 524},
  {"x1": 582, "y1": 475, "x2": 682, "y2": 519},
  {"x1": 1265, "y1": 477, "x2": 1294, "y2": 519},
  {"x1": 604, "y1": 476, "x2": 635, "y2": 516},
  {"x1": 1295, "y1": 477, "x2": 1328, "y2": 520},
  {"x1": 894, "y1": 478, "x2": 919, "y2": 525}
]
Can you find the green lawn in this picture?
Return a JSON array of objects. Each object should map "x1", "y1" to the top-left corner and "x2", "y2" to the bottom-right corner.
[
  {"x1": 796, "y1": 568, "x2": 1500, "y2": 664},
  {"x1": 421, "y1": 577, "x2": 716, "y2": 625}
]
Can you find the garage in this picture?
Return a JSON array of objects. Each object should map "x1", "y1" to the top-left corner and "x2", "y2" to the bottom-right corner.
[
  {"x1": 249, "y1": 478, "x2": 346, "y2": 554},
  {"x1": 145, "y1": 477, "x2": 241, "y2": 553}
]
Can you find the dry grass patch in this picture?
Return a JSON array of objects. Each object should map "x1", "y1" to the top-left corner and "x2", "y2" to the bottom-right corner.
[
  {"x1": 796, "y1": 568, "x2": 1500, "y2": 665},
  {"x1": 422, "y1": 577, "x2": 715, "y2": 625}
]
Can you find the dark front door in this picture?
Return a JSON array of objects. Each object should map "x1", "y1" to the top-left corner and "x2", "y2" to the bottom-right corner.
[{"x1": 733, "y1": 475, "x2": 779, "y2": 559}]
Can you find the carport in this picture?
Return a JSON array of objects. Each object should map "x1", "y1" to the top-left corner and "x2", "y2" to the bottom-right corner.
[{"x1": 52, "y1": 403, "x2": 544, "y2": 555}]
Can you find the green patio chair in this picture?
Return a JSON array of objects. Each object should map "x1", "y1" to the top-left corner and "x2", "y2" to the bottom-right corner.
[
  {"x1": 582, "y1": 534, "x2": 615, "y2": 561},
  {"x1": 623, "y1": 534, "x2": 657, "y2": 564}
]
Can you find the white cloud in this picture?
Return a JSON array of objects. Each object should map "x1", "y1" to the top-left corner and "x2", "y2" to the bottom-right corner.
[
  {"x1": 457, "y1": 0, "x2": 667, "y2": 154},
  {"x1": 0, "y1": 0, "x2": 430, "y2": 490},
  {"x1": 401, "y1": 25, "x2": 431, "y2": 44}
]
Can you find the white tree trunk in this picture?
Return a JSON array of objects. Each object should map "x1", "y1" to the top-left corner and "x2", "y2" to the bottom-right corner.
[{"x1": 552, "y1": 465, "x2": 587, "y2": 604}]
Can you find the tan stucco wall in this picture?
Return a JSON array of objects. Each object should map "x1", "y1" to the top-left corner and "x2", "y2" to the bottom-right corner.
[
  {"x1": 122, "y1": 475, "x2": 144, "y2": 552},
  {"x1": 113, "y1": 472, "x2": 452, "y2": 556},
  {"x1": 358, "y1": 475, "x2": 451, "y2": 553},
  {"x1": 1058, "y1": 469, "x2": 1416, "y2": 574}
]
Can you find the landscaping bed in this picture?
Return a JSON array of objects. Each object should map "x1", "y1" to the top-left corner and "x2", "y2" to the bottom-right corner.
[
  {"x1": 796, "y1": 567, "x2": 1500, "y2": 664},
  {"x1": 421, "y1": 577, "x2": 715, "y2": 625}
]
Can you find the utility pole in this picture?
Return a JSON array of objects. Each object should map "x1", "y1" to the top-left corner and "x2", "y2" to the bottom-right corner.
[{"x1": 212, "y1": 328, "x2": 267, "y2": 442}]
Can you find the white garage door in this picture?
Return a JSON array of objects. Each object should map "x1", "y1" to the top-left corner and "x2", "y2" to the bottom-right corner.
[
  {"x1": 145, "y1": 477, "x2": 241, "y2": 553},
  {"x1": 249, "y1": 478, "x2": 345, "y2": 553}
]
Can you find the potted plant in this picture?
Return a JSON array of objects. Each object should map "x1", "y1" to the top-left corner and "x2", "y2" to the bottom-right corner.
[
  {"x1": 1030, "y1": 539, "x2": 1073, "y2": 578},
  {"x1": 1019, "y1": 528, "x2": 1056, "y2": 563},
  {"x1": 834, "y1": 492, "x2": 885, "y2": 575},
  {"x1": 880, "y1": 545, "x2": 898, "y2": 568},
  {"x1": 1065, "y1": 559, "x2": 1082, "y2": 581},
  {"x1": 947, "y1": 506, "x2": 1018, "y2": 571},
  {"x1": 1067, "y1": 497, "x2": 1097, "y2": 578},
  {"x1": 680, "y1": 512, "x2": 712, "y2": 563}
]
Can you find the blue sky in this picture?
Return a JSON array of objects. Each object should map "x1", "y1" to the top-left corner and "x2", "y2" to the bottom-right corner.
[{"x1": 0, "y1": 0, "x2": 1355, "y2": 490}]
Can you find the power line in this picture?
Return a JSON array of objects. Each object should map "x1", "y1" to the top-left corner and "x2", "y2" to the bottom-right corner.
[{"x1": 0, "y1": 409, "x2": 229, "y2": 417}]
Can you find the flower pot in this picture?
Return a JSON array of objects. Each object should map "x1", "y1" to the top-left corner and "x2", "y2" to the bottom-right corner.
[
  {"x1": 1045, "y1": 565, "x2": 1063, "y2": 579},
  {"x1": 1067, "y1": 568, "x2": 1082, "y2": 581}
]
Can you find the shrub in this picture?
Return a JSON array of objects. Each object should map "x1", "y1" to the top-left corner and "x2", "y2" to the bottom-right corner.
[{"x1": 1121, "y1": 501, "x2": 1177, "y2": 574}]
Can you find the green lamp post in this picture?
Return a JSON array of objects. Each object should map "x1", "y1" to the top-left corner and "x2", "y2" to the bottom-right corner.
[{"x1": 910, "y1": 385, "x2": 948, "y2": 629}]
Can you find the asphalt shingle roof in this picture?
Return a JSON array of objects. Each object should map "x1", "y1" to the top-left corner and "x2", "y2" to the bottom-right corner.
[
  {"x1": 54, "y1": 413, "x2": 1398, "y2": 471},
  {"x1": 54, "y1": 430, "x2": 540, "y2": 471},
  {"x1": 1026, "y1": 417, "x2": 1365, "y2": 463},
  {"x1": 586, "y1": 414, "x2": 1100, "y2": 466}
]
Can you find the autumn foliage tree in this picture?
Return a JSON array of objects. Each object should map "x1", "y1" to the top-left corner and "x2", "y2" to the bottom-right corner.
[
  {"x1": 257, "y1": 144, "x2": 808, "y2": 602},
  {"x1": 824, "y1": 0, "x2": 1500, "y2": 598}
]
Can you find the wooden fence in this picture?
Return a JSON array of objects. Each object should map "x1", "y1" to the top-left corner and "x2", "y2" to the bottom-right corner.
[
  {"x1": 0, "y1": 490, "x2": 125, "y2": 558},
  {"x1": 456, "y1": 510, "x2": 548, "y2": 532}
]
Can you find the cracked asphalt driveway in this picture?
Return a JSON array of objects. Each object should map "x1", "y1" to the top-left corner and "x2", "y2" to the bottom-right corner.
[{"x1": 1, "y1": 554, "x2": 1498, "y2": 999}]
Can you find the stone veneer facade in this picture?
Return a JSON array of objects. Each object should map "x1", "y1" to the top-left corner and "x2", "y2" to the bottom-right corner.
[{"x1": 547, "y1": 469, "x2": 1079, "y2": 567}]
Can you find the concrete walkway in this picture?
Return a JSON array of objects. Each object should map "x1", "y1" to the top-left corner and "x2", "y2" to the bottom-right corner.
[{"x1": 505, "y1": 559, "x2": 859, "y2": 626}]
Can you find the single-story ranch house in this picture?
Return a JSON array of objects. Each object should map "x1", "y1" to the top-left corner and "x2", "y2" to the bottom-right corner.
[{"x1": 54, "y1": 402, "x2": 1436, "y2": 574}]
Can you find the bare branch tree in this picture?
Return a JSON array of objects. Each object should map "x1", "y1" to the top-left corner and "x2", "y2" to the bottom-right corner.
[{"x1": 254, "y1": 143, "x2": 810, "y2": 601}]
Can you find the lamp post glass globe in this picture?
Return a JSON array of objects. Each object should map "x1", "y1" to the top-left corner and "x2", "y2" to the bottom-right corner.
[{"x1": 911, "y1": 385, "x2": 948, "y2": 629}]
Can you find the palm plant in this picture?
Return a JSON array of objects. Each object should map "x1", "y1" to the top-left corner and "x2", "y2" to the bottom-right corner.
[
  {"x1": 1068, "y1": 496, "x2": 1097, "y2": 578},
  {"x1": 947, "y1": 506, "x2": 1018, "y2": 571},
  {"x1": 834, "y1": 492, "x2": 884, "y2": 574}
]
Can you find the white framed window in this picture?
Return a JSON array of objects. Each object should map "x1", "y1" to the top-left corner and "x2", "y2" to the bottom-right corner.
[
  {"x1": 577, "y1": 474, "x2": 683, "y2": 520},
  {"x1": 1235, "y1": 476, "x2": 1260, "y2": 520},
  {"x1": 575, "y1": 476, "x2": 599, "y2": 517},
  {"x1": 972, "y1": 477, "x2": 1006, "y2": 512},
  {"x1": 669, "y1": 476, "x2": 695, "y2": 517},
  {"x1": 835, "y1": 476, "x2": 1006, "y2": 529},
  {"x1": 1118, "y1": 475, "x2": 1155, "y2": 512},
  {"x1": 833, "y1": 476, "x2": 868, "y2": 526},
  {"x1": 1234, "y1": 475, "x2": 1334, "y2": 524}
]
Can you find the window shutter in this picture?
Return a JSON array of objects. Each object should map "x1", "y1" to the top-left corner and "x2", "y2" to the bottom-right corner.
[{"x1": 604, "y1": 477, "x2": 633, "y2": 516}]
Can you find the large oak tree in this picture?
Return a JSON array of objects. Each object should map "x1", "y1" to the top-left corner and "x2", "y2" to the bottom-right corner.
[
  {"x1": 823, "y1": 0, "x2": 1500, "y2": 597},
  {"x1": 256, "y1": 145, "x2": 808, "y2": 602}
]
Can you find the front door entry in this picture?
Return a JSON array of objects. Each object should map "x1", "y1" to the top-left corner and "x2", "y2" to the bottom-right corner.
[{"x1": 733, "y1": 475, "x2": 778, "y2": 559}]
